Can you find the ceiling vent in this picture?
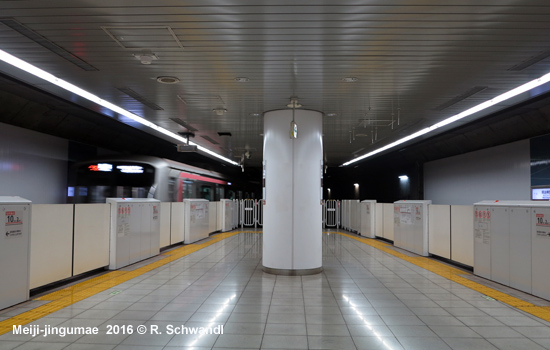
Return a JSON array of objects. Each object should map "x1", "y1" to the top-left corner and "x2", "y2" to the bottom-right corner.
[
  {"x1": 433, "y1": 86, "x2": 488, "y2": 111},
  {"x1": 170, "y1": 118, "x2": 198, "y2": 132},
  {"x1": 101, "y1": 26, "x2": 184, "y2": 50},
  {"x1": 117, "y1": 87, "x2": 163, "y2": 110},
  {"x1": 200, "y1": 135, "x2": 220, "y2": 145},
  {"x1": 177, "y1": 94, "x2": 224, "y2": 105},
  {"x1": 0, "y1": 18, "x2": 98, "y2": 71},
  {"x1": 508, "y1": 49, "x2": 550, "y2": 71},
  {"x1": 217, "y1": 132, "x2": 232, "y2": 137}
]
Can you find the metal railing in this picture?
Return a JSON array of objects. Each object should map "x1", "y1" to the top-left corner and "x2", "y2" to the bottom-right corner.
[
  {"x1": 240, "y1": 199, "x2": 263, "y2": 228},
  {"x1": 323, "y1": 199, "x2": 340, "y2": 228}
]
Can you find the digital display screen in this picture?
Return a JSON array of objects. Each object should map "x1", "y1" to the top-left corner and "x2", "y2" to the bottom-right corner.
[{"x1": 532, "y1": 187, "x2": 550, "y2": 200}]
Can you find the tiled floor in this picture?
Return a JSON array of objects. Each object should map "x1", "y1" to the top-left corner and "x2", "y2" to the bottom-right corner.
[{"x1": 2, "y1": 230, "x2": 550, "y2": 349}]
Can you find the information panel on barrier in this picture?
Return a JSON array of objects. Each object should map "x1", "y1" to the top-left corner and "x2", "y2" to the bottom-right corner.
[
  {"x1": 0, "y1": 196, "x2": 31, "y2": 309},
  {"x1": 473, "y1": 200, "x2": 550, "y2": 300},
  {"x1": 184, "y1": 199, "x2": 210, "y2": 243},
  {"x1": 106, "y1": 198, "x2": 161, "y2": 270},
  {"x1": 393, "y1": 200, "x2": 431, "y2": 256}
]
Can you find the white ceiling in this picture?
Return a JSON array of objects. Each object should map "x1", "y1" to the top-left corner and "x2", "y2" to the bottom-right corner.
[{"x1": 1, "y1": 0, "x2": 550, "y2": 167}]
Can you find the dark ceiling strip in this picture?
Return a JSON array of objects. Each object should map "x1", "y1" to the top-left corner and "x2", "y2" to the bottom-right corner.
[
  {"x1": 433, "y1": 86, "x2": 488, "y2": 111},
  {"x1": 170, "y1": 118, "x2": 198, "y2": 132},
  {"x1": 508, "y1": 50, "x2": 550, "y2": 71},
  {"x1": 200, "y1": 135, "x2": 220, "y2": 145},
  {"x1": 117, "y1": 87, "x2": 164, "y2": 111},
  {"x1": 0, "y1": 18, "x2": 98, "y2": 72}
]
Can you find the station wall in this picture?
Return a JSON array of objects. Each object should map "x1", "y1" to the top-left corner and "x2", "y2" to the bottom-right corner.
[
  {"x1": 0, "y1": 122, "x2": 68, "y2": 204},
  {"x1": 424, "y1": 139, "x2": 531, "y2": 205}
]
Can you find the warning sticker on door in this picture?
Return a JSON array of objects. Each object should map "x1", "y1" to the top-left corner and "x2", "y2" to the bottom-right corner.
[
  {"x1": 474, "y1": 208, "x2": 491, "y2": 244},
  {"x1": 5, "y1": 210, "x2": 23, "y2": 238},
  {"x1": 535, "y1": 212, "x2": 550, "y2": 238},
  {"x1": 116, "y1": 204, "x2": 131, "y2": 237}
]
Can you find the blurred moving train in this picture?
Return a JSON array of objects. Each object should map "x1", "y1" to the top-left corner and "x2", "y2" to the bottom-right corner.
[{"x1": 72, "y1": 156, "x2": 252, "y2": 203}]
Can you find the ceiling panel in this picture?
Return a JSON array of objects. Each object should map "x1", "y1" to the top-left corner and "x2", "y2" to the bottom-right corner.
[{"x1": 1, "y1": 0, "x2": 550, "y2": 167}]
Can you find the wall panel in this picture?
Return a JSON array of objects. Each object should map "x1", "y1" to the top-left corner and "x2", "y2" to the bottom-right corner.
[
  {"x1": 429, "y1": 205, "x2": 451, "y2": 259},
  {"x1": 30, "y1": 204, "x2": 73, "y2": 288},
  {"x1": 73, "y1": 204, "x2": 110, "y2": 275}
]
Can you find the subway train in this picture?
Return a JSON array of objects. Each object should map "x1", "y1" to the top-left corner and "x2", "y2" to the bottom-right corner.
[{"x1": 71, "y1": 156, "x2": 251, "y2": 203}]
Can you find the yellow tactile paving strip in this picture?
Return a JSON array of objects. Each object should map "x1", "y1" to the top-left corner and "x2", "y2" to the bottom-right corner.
[
  {"x1": 330, "y1": 230, "x2": 550, "y2": 323},
  {"x1": 0, "y1": 230, "x2": 248, "y2": 335},
  {"x1": 2, "y1": 229, "x2": 549, "y2": 336}
]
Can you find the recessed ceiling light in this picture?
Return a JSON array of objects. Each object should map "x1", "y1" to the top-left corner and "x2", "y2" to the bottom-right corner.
[
  {"x1": 213, "y1": 108, "x2": 227, "y2": 116},
  {"x1": 250, "y1": 112, "x2": 261, "y2": 117},
  {"x1": 342, "y1": 77, "x2": 358, "y2": 82},
  {"x1": 326, "y1": 113, "x2": 337, "y2": 117},
  {"x1": 156, "y1": 76, "x2": 179, "y2": 84},
  {"x1": 234, "y1": 77, "x2": 249, "y2": 82},
  {"x1": 134, "y1": 53, "x2": 158, "y2": 65}
]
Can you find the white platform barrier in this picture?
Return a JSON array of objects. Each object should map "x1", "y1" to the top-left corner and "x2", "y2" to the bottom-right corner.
[
  {"x1": 184, "y1": 199, "x2": 210, "y2": 243},
  {"x1": 220, "y1": 199, "x2": 233, "y2": 232},
  {"x1": 473, "y1": 200, "x2": 550, "y2": 300},
  {"x1": 371, "y1": 202, "x2": 474, "y2": 267},
  {"x1": 106, "y1": 198, "x2": 161, "y2": 270},
  {"x1": 22, "y1": 199, "x2": 479, "y2": 296},
  {"x1": 341, "y1": 200, "x2": 349, "y2": 230},
  {"x1": 170, "y1": 202, "x2": 185, "y2": 244},
  {"x1": 30, "y1": 204, "x2": 73, "y2": 289},
  {"x1": 232, "y1": 199, "x2": 239, "y2": 229},
  {"x1": 360, "y1": 200, "x2": 376, "y2": 238},
  {"x1": 340, "y1": 200, "x2": 361, "y2": 233},
  {"x1": 451, "y1": 205, "x2": 474, "y2": 266},
  {"x1": 351, "y1": 200, "x2": 360, "y2": 233},
  {"x1": 0, "y1": 197, "x2": 31, "y2": 310},
  {"x1": 159, "y1": 202, "x2": 171, "y2": 248},
  {"x1": 73, "y1": 204, "x2": 110, "y2": 276},
  {"x1": 17, "y1": 199, "x2": 232, "y2": 293},
  {"x1": 216, "y1": 202, "x2": 223, "y2": 231},
  {"x1": 428, "y1": 205, "x2": 451, "y2": 259},
  {"x1": 426, "y1": 205, "x2": 475, "y2": 265},
  {"x1": 394, "y1": 200, "x2": 431, "y2": 256},
  {"x1": 375, "y1": 203, "x2": 384, "y2": 237},
  {"x1": 382, "y1": 203, "x2": 394, "y2": 241},
  {"x1": 209, "y1": 201, "x2": 218, "y2": 234}
]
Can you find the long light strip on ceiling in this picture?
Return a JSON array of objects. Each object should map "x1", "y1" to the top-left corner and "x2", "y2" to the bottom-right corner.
[
  {"x1": 0, "y1": 49, "x2": 239, "y2": 166},
  {"x1": 342, "y1": 71, "x2": 550, "y2": 166}
]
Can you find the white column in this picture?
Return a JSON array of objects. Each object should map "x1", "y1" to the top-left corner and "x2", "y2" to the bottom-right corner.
[{"x1": 262, "y1": 109, "x2": 323, "y2": 275}]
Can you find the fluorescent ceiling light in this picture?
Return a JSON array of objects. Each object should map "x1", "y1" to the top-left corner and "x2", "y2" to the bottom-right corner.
[
  {"x1": 342, "y1": 71, "x2": 550, "y2": 166},
  {"x1": 0, "y1": 49, "x2": 239, "y2": 166},
  {"x1": 398, "y1": 175, "x2": 409, "y2": 180}
]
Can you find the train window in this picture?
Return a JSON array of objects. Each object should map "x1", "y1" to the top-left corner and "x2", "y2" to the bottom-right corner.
[
  {"x1": 182, "y1": 180, "x2": 193, "y2": 200},
  {"x1": 168, "y1": 177, "x2": 177, "y2": 202},
  {"x1": 216, "y1": 185, "x2": 224, "y2": 201},
  {"x1": 87, "y1": 186, "x2": 111, "y2": 203},
  {"x1": 200, "y1": 186, "x2": 212, "y2": 201}
]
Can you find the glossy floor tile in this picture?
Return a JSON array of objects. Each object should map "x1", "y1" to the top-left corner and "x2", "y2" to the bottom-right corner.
[{"x1": 1, "y1": 230, "x2": 550, "y2": 349}]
